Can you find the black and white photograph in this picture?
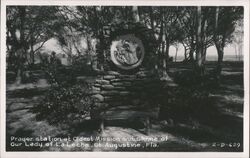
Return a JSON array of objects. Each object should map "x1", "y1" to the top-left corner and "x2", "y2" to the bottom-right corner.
[{"x1": 0, "y1": 0, "x2": 249, "y2": 157}]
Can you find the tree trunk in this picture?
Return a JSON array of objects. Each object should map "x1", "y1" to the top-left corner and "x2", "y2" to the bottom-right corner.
[
  {"x1": 182, "y1": 43, "x2": 187, "y2": 61},
  {"x1": 189, "y1": 35, "x2": 195, "y2": 63},
  {"x1": 94, "y1": 6, "x2": 104, "y2": 71},
  {"x1": 202, "y1": 46, "x2": 207, "y2": 62},
  {"x1": 15, "y1": 49, "x2": 26, "y2": 85},
  {"x1": 30, "y1": 46, "x2": 34, "y2": 65},
  {"x1": 184, "y1": 49, "x2": 187, "y2": 60},
  {"x1": 149, "y1": 7, "x2": 155, "y2": 30},
  {"x1": 132, "y1": 6, "x2": 140, "y2": 22},
  {"x1": 149, "y1": 7, "x2": 158, "y2": 71},
  {"x1": 189, "y1": 46, "x2": 194, "y2": 63},
  {"x1": 86, "y1": 35, "x2": 92, "y2": 66},
  {"x1": 238, "y1": 43, "x2": 242, "y2": 61},
  {"x1": 175, "y1": 46, "x2": 178, "y2": 62},
  {"x1": 15, "y1": 6, "x2": 27, "y2": 84},
  {"x1": 233, "y1": 44, "x2": 238, "y2": 60},
  {"x1": 216, "y1": 47, "x2": 224, "y2": 75},
  {"x1": 161, "y1": 39, "x2": 171, "y2": 81},
  {"x1": 213, "y1": 7, "x2": 225, "y2": 80},
  {"x1": 30, "y1": 37, "x2": 35, "y2": 65},
  {"x1": 156, "y1": 8, "x2": 171, "y2": 80},
  {"x1": 162, "y1": 33, "x2": 166, "y2": 72},
  {"x1": 214, "y1": 43, "x2": 225, "y2": 83},
  {"x1": 195, "y1": 6, "x2": 205, "y2": 77}
]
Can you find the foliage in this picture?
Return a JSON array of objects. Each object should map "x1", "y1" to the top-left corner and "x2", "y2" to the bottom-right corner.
[
  {"x1": 212, "y1": 6, "x2": 243, "y2": 79},
  {"x1": 33, "y1": 52, "x2": 95, "y2": 125},
  {"x1": 6, "y1": 6, "x2": 244, "y2": 83},
  {"x1": 71, "y1": 55, "x2": 96, "y2": 76},
  {"x1": 34, "y1": 83, "x2": 94, "y2": 125},
  {"x1": 159, "y1": 78, "x2": 215, "y2": 124},
  {"x1": 6, "y1": 6, "x2": 60, "y2": 67}
]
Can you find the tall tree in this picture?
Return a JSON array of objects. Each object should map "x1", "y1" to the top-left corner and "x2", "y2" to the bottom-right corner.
[
  {"x1": 232, "y1": 19, "x2": 243, "y2": 61},
  {"x1": 193, "y1": 6, "x2": 215, "y2": 79},
  {"x1": 213, "y1": 6, "x2": 243, "y2": 79},
  {"x1": 195, "y1": 6, "x2": 204, "y2": 77},
  {"x1": 173, "y1": 42, "x2": 181, "y2": 62},
  {"x1": 157, "y1": 7, "x2": 182, "y2": 80},
  {"x1": 6, "y1": 6, "x2": 59, "y2": 83},
  {"x1": 177, "y1": 7, "x2": 197, "y2": 63}
]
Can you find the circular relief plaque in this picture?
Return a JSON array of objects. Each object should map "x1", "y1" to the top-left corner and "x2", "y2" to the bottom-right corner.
[{"x1": 110, "y1": 34, "x2": 145, "y2": 70}]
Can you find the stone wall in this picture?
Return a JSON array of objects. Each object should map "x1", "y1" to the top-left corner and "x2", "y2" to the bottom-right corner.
[
  {"x1": 79, "y1": 68, "x2": 162, "y2": 115},
  {"x1": 77, "y1": 22, "x2": 162, "y2": 117}
]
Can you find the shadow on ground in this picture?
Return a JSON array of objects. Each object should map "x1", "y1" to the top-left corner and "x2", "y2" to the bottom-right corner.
[{"x1": 6, "y1": 61, "x2": 244, "y2": 151}]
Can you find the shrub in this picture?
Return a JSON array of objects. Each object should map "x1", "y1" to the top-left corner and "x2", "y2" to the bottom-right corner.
[
  {"x1": 71, "y1": 55, "x2": 95, "y2": 76},
  {"x1": 33, "y1": 53, "x2": 97, "y2": 126},
  {"x1": 34, "y1": 83, "x2": 94, "y2": 125}
]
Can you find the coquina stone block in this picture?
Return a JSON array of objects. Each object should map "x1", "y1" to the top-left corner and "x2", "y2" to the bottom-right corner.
[
  {"x1": 96, "y1": 79, "x2": 110, "y2": 85},
  {"x1": 101, "y1": 90, "x2": 119, "y2": 96},
  {"x1": 111, "y1": 82, "x2": 124, "y2": 86},
  {"x1": 92, "y1": 87, "x2": 101, "y2": 91},
  {"x1": 107, "y1": 71, "x2": 120, "y2": 76},
  {"x1": 92, "y1": 94, "x2": 104, "y2": 102},
  {"x1": 103, "y1": 75, "x2": 116, "y2": 80},
  {"x1": 101, "y1": 85, "x2": 115, "y2": 90}
]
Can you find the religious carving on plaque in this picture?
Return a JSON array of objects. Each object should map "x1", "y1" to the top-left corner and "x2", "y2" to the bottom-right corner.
[{"x1": 110, "y1": 34, "x2": 145, "y2": 70}]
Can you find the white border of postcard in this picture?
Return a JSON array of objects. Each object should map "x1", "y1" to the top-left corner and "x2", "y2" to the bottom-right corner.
[{"x1": 0, "y1": 0, "x2": 249, "y2": 158}]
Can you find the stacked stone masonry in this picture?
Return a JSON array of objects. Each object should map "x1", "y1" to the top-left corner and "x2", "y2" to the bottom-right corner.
[{"x1": 87, "y1": 69, "x2": 161, "y2": 112}]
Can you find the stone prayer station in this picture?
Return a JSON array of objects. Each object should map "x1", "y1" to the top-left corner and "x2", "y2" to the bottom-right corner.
[{"x1": 76, "y1": 21, "x2": 171, "y2": 133}]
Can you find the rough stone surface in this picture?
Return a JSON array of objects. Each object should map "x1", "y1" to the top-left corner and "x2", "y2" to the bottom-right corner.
[
  {"x1": 119, "y1": 75, "x2": 134, "y2": 79},
  {"x1": 92, "y1": 94, "x2": 104, "y2": 102},
  {"x1": 79, "y1": 69, "x2": 162, "y2": 112},
  {"x1": 90, "y1": 90, "x2": 102, "y2": 95},
  {"x1": 107, "y1": 71, "x2": 120, "y2": 76},
  {"x1": 96, "y1": 79, "x2": 110, "y2": 85},
  {"x1": 77, "y1": 76, "x2": 96, "y2": 83},
  {"x1": 101, "y1": 85, "x2": 115, "y2": 90},
  {"x1": 94, "y1": 103, "x2": 109, "y2": 109},
  {"x1": 104, "y1": 96, "x2": 113, "y2": 101},
  {"x1": 110, "y1": 79, "x2": 122, "y2": 83},
  {"x1": 121, "y1": 82, "x2": 132, "y2": 86},
  {"x1": 101, "y1": 90, "x2": 119, "y2": 96},
  {"x1": 111, "y1": 82, "x2": 124, "y2": 86},
  {"x1": 92, "y1": 87, "x2": 101, "y2": 91},
  {"x1": 103, "y1": 75, "x2": 116, "y2": 80},
  {"x1": 112, "y1": 86, "x2": 126, "y2": 90},
  {"x1": 94, "y1": 84, "x2": 101, "y2": 87},
  {"x1": 119, "y1": 91, "x2": 130, "y2": 96}
]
